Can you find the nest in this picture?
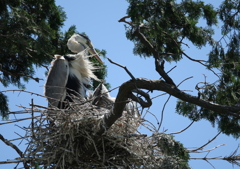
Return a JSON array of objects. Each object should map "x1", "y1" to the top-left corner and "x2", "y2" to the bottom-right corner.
[{"x1": 24, "y1": 98, "x2": 169, "y2": 168}]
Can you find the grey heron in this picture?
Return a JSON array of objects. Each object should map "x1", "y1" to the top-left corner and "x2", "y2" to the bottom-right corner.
[
  {"x1": 44, "y1": 34, "x2": 102, "y2": 108},
  {"x1": 67, "y1": 33, "x2": 103, "y2": 64}
]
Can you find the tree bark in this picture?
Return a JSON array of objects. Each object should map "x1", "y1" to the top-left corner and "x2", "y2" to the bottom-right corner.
[{"x1": 96, "y1": 78, "x2": 240, "y2": 136}]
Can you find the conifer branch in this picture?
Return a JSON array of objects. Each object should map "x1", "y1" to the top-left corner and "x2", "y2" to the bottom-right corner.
[{"x1": 0, "y1": 65, "x2": 42, "y2": 83}]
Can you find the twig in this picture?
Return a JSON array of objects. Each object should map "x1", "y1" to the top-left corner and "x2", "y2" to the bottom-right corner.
[
  {"x1": 0, "y1": 115, "x2": 42, "y2": 125},
  {"x1": 158, "y1": 76, "x2": 194, "y2": 131},
  {"x1": 157, "y1": 94, "x2": 171, "y2": 131},
  {"x1": 0, "y1": 134, "x2": 29, "y2": 168},
  {"x1": 190, "y1": 144, "x2": 225, "y2": 153},
  {"x1": 0, "y1": 67, "x2": 42, "y2": 83},
  {"x1": 118, "y1": 16, "x2": 132, "y2": 26},
  {"x1": 107, "y1": 57, "x2": 136, "y2": 80},
  {"x1": 31, "y1": 99, "x2": 35, "y2": 139},
  {"x1": 205, "y1": 159, "x2": 216, "y2": 169},
  {"x1": 190, "y1": 132, "x2": 222, "y2": 152},
  {"x1": 1, "y1": 89, "x2": 45, "y2": 98},
  {"x1": 169, "y1": 121, "x2": 195, "y2": 135},
  {"x1": 161, "y1": 31, "x2": 220, "y2": 78}
]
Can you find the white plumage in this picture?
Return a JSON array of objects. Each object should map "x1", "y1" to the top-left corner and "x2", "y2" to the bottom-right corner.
[
  {"x1": 67, "y1": 34, "x2": 86, "y2": 53},
  {"x1": 67, "y1": 34, "x2": 103, "y2": 64}
]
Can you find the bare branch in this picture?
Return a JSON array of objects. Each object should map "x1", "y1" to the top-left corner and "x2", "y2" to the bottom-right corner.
[
  {"x1": 118, "y1": 16, "x2": 132, "y2": 26},
  {"x1": 0, "y1": 115, "x2": 42, "y2": 125},
  {"x1": 189, "y1": 132, "x2": 222, "y2": 152},
  {"x1": 96, "y1": 77, "x2": 240, "y2": 138},
  {"x1": 107, "y1": 57, "x2": 135, "y2": 80},
  {"x1": 0, "y1": 134, "x2": 29, "y2": 168},
  {"x1": 191, "y1": 144, "x2": 225, "y2": 153},
  {"x1": 168, "y1": 121, "x2": 195, "y2": 135},
  {"x1": 132, "y1": 27, "x2": 176, "y2": 86},
  {"x1": 158, "y1": 76, "x2": 194, "y2": 131},
  {"x1": 158, "y1": 94, "x2": 171, "y2": 131},
  {"x1": 161, "y1": 31, "x2": 220, "y2": 78},
  {"x1": 130, "y1": 89, "x2": 152, "y2": 108}
]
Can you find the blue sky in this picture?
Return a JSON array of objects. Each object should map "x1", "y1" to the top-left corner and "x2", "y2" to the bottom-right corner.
[{"x1": 0, "y1": 1, "x2": 239, "y2": 169}]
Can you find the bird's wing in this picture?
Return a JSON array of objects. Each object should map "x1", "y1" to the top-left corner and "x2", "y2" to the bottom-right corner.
[{"x1": 44, "y1": 55, "x2": 69, "y2": 107}]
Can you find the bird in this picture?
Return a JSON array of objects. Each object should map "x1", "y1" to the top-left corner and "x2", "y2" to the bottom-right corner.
[
  {"x1": 44, "y1": 34, "x2": 103, "y2": 109},
  {"x1": 67, "y1": 33, "x2": 103, "y2": 64},
  {"x1": 91, "y1": 83, "x2": 140, "y2": 118},
  {"x1": 90, "y1": 83, "x2": 141, "y2": 133}
]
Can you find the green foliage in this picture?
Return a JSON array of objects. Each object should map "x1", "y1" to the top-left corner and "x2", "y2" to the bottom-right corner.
[
  {"x1": 0, "y1": 1, "x2": 110, "y2": 117},
  {"x1": 0, "y1": 92, "x2": 9, "y2": 120},
  {"x1": 126, "y1": 0, "x2": 217, "y2": 61},
  {"x1": 0, "y1": 0, "x2": 66, "y2": 117},
  {"x1": 126, "y1": 0, "x2": 240, "y2": 138},
  {"x1": 0, "y1": 1, "x2": 66, "y2": 76},
  {"x1": 153, "y1": 133, "x2": 190, "y2": 169},
  {"x1": 199, "y1": 0, "x2": 240, "y2": 138},
  {"x1": 176, "y1": 99, "x2": 240, "y2": 138}
]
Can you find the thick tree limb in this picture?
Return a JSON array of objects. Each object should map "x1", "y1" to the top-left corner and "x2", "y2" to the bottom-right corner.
[
  {"x1": 130, "y1": 89, "x2": 152, "y2": 108},
  {"x1": 96, "y1": 78, "x2": 240, "y2": 135}
]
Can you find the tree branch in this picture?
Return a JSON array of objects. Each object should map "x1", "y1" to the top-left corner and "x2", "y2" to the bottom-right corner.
[
  {"x1": 107, "y1": 57, "x2": 135, "y2": 80},
  {"x1": 97, "y1": 78, "x2": 240, "y2": 135},
  {"x1": 133, "y1": 27, "x2": 176, "y2": 86},
  {"x1": 0, "y1": 134, "x2": 29, "y2": 168},
  {"x1": 0, "y1": 65, "x2": 42, "y2": 83},
  {"x1": 189, "y1": 132, "x2": 222, "y2": 152},
  {"x1": 130, "y1": 89, "x2": 152, "y2": 108},
  {"x1": 168, "y1": 121, "x2": 195, "y2": 135},
  {"x1": 118, "y1": 16, "x2": 176, "y2": 86}
]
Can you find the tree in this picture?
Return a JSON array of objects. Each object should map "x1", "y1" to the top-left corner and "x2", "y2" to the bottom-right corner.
[
  {"x1": 125, "y1": 0, "x2": 240, "y2": 138},
  {"x1": 0, "y1": 0, "x2": 240, "y2": 168},
  {"x1": 0, "y1": 0, "x2": 65, "y2": 119},
  {"x1": 0, "y1": 0, "x2": 109, "y2": 119}
]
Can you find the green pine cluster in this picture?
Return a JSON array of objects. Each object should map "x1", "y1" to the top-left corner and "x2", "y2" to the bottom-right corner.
[
  {"x1": 154, "y1": 133, "x2": 190, "y2": 169},
  {"x1": 126, "y1": 0, "x2": 217, "y2": 61}
]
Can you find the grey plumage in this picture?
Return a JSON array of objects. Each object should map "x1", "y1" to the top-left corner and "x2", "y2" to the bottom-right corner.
[
  {"x1": 44, "y1": 55, "x2": 69, "y2": 108},
  {"x1": 45, "y1": 34, "x2": 102, "y2": 108}
]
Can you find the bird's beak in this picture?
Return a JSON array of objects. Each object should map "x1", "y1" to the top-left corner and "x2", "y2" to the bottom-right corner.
[{"x1": 89, "y1": 47, "x2": 103, "y2": 64}]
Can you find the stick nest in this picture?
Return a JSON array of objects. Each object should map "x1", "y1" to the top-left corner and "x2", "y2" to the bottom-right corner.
[{"x1": 25, "y1": 99, "x2": 166, "y2": 168}]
